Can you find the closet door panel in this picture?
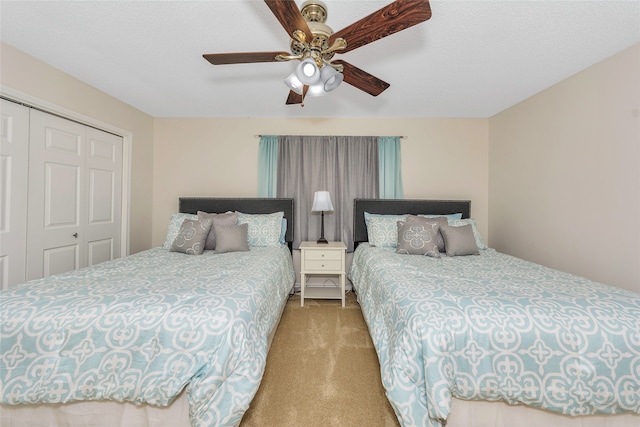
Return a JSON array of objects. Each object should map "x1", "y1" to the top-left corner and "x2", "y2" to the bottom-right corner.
[
  {"x1": 85, "y1": 127, "x2": 122, "y2": 266},
  {"x1": 0, "y1": 100, "x2": 29, "y2": 288},
  {"x1": 27, "y1": 110, "x2": 86, "y2": 280}
]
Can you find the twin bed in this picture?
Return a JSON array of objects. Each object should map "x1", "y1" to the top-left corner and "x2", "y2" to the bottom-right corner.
[
  {"x1": 350, "y1": 198, "x2": 640, "y2": 427},
  {"x1": 1, "y1": 197, "x2": 295, "y2": 427},
  {"x1": 2, "y1": 197, "x2": 639, "y2": 427}
]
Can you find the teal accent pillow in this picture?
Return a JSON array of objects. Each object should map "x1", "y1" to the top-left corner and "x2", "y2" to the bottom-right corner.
[
  {"x1": 236, "y1": 211, "x2": 284, "y2": 247},
  {"x1": 419, "y1": 213, "x2": 463, "y2": 220},
  {"x1": 170, "y1": 219, "x2": 212, "y2": 255},
  {"x1": 163, "y1": 213, "x2": 198, "y2": 249},
  {"x1": 396, "y1": 220, "x2": 440, "y2": 258},
  {"x1": 448, "y1": 218, "x2": 488, "y2": 250},
  {"x1": 364, "y1": 212, "x2": 407, "y2": 247}
]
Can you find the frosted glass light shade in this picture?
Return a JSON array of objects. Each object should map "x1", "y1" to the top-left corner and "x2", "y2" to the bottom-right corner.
[
  {"x1": 311, "y1": 191, "x2": 334, "y2": 212},
  {"x1": 296, "y1": 58, "x2": 320, "y2": 85},
  {"x1": 284, "y1": 71, "x2": 304, "y2": 94},
  {"x1": 321, "y1": 65, "x2": 343, "y2": 92}
]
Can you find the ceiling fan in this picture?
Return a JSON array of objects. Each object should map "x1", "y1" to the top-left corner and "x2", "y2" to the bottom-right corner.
[{"x1": 203, "y1": 0, "x2": 432, "y2": 106}]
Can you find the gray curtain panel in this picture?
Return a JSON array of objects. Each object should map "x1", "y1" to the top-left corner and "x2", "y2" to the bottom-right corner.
[{"x1": 277, "y1": 135, "x2": 379, "y2": 251}]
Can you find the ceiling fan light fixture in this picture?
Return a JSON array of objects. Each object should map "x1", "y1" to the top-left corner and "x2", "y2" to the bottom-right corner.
[
  {"x1": 284, "y1": 71, "x2": 305, "y2": 95},
  {"x1": 320, "y1": 65, "x2": 343, "y2": 92},
  {"x1": 295, "y1": 58, "x2": 320, "y2": 85},
  {"x1": 307, "y1": 83, "x2": 326, "y2": 97}
]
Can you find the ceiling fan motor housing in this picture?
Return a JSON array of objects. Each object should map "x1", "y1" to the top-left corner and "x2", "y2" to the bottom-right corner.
[
  {"x1": 292, "y1": 1, "x2": 335, "y2": 64},
  {"x1": 301, "y1": 1, "x2": 327, "y2": 23}
]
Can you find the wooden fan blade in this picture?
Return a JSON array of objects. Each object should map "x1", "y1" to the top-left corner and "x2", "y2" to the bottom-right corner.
[
  {"x1": 333, "y1": 60, "x2": 390, "y2": 96},
  {"x1": 285, "y1": 86, "x2": 308, "y2": 105},
  {"x1": 264, "y1": 0, "x2": 313, "y2": 43},
  {"x1": 286, "y1": 90, "x2": 303, "y2": 105},
  {"x1": 203, "y1": 52, "x2": 290, "y2": 65},
  {"x1": 328, "y1": 0, "x2": 432, "y2": 54}
]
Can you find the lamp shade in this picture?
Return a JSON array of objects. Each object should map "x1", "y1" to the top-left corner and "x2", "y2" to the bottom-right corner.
[
  {"x1": 321, "y1": 65, "x2": 343, "y2": 92},
  {"x1": 284, "y1": 71, "x2": 304, "y2": 95},
  {"x1": 296, "y1": 58, "x2": 321, "y2": 85},
  {"x1": 311, "y1": 191, "x2": 334, "y2": 212}
]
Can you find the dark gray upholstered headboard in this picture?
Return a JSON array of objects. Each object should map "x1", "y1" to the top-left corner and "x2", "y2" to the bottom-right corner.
[
  {"x1": 353, "y1": 198, "x2": 471, "y2": 245},
  {"x1": 179, "y1": 197, "x2": 295, "y2": 245}
]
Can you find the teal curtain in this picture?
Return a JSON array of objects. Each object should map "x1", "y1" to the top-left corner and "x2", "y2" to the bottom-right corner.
[
  {"x1": 257, "y1": 135, "x2": 278, "y2": 197},
  {"x1": 378, "y1": 136, "x2": 403, "y2": 199}
]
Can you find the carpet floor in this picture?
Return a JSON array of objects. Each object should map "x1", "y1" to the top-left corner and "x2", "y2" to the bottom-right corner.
[{"x1": 239, "y1": 291, "x2": 400, "y2": 427}]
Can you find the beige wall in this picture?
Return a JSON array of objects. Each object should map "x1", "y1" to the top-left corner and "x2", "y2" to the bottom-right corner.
[
  {"x1": 489, "y1": 44, "x2": 640, "y2": 293},
  {"x1": 152, "y1": 118, "x2": 489, "y2": 248},
  {"x1": 6, "y1": 38, "x2": 636, "y2": 294},
  {"x1": 0, "y1": 42, "x2": 155, "y2": 254}
]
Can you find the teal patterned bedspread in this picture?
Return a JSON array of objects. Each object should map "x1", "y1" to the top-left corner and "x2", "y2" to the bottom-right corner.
[
  {"x1": 1, "y1": 246, "x2": 295, "y2": 427},
  {"x1": 349, "y1": 244, "x2": 640, "y2": 427}
]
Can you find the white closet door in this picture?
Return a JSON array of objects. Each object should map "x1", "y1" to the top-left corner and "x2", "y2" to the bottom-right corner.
[
  {"x1": 0, "y1": 100, "x2": 29, "y2": 289},
  {"x1": 26, "y1": 110, "x2": 123, "y2": 280},
  {"x1": 27, "y1": 110, "x2": 86, "y2": 280},
  {"x1": 85, "y1": 127, "x2": 122, "y2": 267}
]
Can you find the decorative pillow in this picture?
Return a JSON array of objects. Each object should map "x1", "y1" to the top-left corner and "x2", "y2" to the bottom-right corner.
[
  {"x1": 214, "y1": 223, "x2": 250, "y2": 253},
  {"x1": 197, "y1": 211, "x2": 238, "y2": 250},
  {"x1": 364, "y1": 212, "x2": 407, "y2": 247},
  {"x1": 280, "y1": 218, "x2": 287, "y2": 244},
  {"x1": 396, "y1": 221, "x2": 440, "y2": 258},
  {"x1": 236, "y1": 211, "x2": 284, "y2": 247},
  {"x1": 170, "y1": 219, "x2": 212, "y2": 255},
  {"x1": 163, "y1": 213, "x2": 198, "y2": 249},
  {"x1": 448, "y1": 218, "x2": 488, "y2": 250},
  {"x1": 406, "y1": 215, "x2": 448, "y2": 252},
  {"x1": 440, "y1": 224, "x2": 480, "y2": 256},
  {"x1": 419, "y1": 213, "x2": 463, "y2": 220}
]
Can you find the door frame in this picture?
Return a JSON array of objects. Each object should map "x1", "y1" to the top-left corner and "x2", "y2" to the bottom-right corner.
[{"x1": 1, "y1": 86, "x2": 132, "y2": 257}]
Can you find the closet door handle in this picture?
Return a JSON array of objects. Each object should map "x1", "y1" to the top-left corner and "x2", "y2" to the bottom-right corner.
[{"x1": 73, "y1": 233, "x2": 78, "y2": 238}]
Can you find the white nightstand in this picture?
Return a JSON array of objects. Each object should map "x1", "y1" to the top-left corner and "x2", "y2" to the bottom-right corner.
[{"x1": 300, "y1": 241, "x2": 346, "y2": 307}]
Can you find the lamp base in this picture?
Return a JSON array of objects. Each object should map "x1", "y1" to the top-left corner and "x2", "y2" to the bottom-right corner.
[{"x1": 316, "y1": 237, "x2": 329, "y2": 244}]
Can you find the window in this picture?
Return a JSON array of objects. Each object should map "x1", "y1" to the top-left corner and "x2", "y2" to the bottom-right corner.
[{"x1": 258, "y1": 135, "x2": 402, "y2": 251}]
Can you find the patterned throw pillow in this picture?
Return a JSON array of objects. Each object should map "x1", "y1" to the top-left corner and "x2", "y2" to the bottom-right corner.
[
  {"x1": 197, "y1": 211, "x2": 238, "y2": 250},
  {"x1": 214, "y1": 223, "x2": 250, "y2": 253},
  {"x1": 163, "y1": 213, "x2": 198, "y2": 249},
  {"x1": 396, "y1": 220, "x2": 441, "y2": 258},
  {"x1": 448, "y1": 218, "x2": 488, "y2": 250},
  {"x1": 170, "y1": 219, "x2": 212, "y2": 255},
  {"x1": 406, "y1": 215, "x2": 448, "y2": 252},
  {"x1": 364, "y1": 212, "x2": 407, "y2": 247},
  {"x1": 440, "y1": 224, "x2": 480, "y2": 256},
  {"x1": 236, "y1": 211, "x2": 284, "y2": 247}
]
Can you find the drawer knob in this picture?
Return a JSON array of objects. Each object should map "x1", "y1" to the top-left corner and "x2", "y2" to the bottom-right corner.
[{"x1": 321, "y1": 254, "x2": 325, "y2": 257}]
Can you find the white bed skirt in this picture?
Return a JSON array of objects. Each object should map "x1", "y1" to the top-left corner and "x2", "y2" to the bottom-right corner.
[
  {"x1": 447, "y1": 398, "x2": 640, "y2": 427},
  {"x1": 3, "y1": 395, "x2": 639, "y2": 427},
  {"x1": 1, "y1": 395, "x2": 191, "y2": 427}
]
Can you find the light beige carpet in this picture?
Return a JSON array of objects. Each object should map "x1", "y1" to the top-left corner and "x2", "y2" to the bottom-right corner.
[{"x1": 240, "y1": 292, "x2": 400, "y2": 427}]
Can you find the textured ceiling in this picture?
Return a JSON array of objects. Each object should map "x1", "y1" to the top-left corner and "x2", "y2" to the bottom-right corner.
[{"x1": 1, "y1": 1, "x2": 638, "y2": 118}]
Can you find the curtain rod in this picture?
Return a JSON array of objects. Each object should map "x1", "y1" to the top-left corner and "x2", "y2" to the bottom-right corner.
[{"x1": 254, "y1": 134, "x2": 407, "y2": 139}]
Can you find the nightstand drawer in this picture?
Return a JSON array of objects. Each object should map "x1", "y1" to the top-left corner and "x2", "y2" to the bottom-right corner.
[
  {"x1": 304, "y1": 250, "x2": 342, "y2": 261},
  {"x1": 304, "y1": 259, "x2": 342, "y2": 271}
]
